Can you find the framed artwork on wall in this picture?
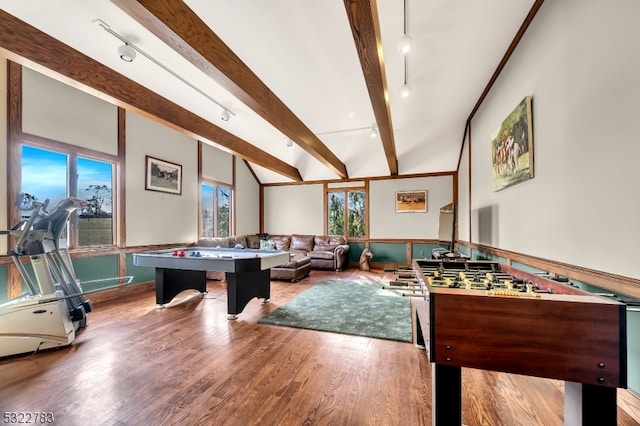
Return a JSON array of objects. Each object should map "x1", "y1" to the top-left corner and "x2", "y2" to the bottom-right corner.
[
  {"x1": 491, "y1": 96, "x2": 534, "y2": 191},
  {"x1": 145, "y1": 155, "x2": 182, "y2": 195},
  {"x1": 395, "y1": 190, "x2": 427, "y2": 213}
]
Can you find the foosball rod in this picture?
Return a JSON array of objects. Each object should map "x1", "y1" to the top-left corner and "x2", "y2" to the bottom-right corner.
[{"x1": 382, "y1": 285, "x2": 424, "y2": 292}]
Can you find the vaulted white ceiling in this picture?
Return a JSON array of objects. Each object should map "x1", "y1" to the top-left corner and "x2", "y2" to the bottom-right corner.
[{"x1": 0, "y1": 0, "x2": 536, "y2": 183}]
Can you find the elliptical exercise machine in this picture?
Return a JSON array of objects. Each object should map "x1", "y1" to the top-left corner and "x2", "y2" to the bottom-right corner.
[{"x1": 0, "y1": 193, "x2": 130, "y2": 358}]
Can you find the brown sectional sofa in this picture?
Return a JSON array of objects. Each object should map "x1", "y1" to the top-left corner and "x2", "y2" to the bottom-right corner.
[
  {"x1": 267, "y1": 234, "x2": 350, "y2": 271},
  {"x1": 196, "y1": 233, "x2": 350, "y2": 272}
]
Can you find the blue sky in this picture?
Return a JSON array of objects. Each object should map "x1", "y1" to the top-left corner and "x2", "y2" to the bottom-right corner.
[{"x1": 21, "y1": 145, "x2": 113, "y2": 212}]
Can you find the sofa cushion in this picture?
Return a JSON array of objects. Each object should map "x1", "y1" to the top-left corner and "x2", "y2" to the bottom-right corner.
[
  {"x1": 231, "y1": 235, "x2": 247, "y2": 248},
  {"x1": 269, "y1": 235, "x2": 290, "y2": 251},
  {"x1": 290, "y1": 234, "x2": 314, "y2": 252},
  {"x1": 246, "y1": 234, "x2": 261, "y2": 249},
  {"x1": 290, "y1": 249, "x2": 309, "y2": 258},
  {"x1": 307, "y1": 250, "x2": 335, "y2": 260},
  {"x1": 313, "y1": 235, "x2": 346, "y2": 251},
  {"x1": 198, "y1": 237, "x2": 230, "y2": 248}
]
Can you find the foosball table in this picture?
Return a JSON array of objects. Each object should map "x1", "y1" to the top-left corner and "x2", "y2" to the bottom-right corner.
[{"x1": 411, "y1": 259, "x2": 627, "y2": 426}]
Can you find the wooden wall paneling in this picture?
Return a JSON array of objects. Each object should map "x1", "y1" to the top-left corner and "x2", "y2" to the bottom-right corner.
[{"x1": 6, "y1": 60, "x2": 22, "y2": 299}]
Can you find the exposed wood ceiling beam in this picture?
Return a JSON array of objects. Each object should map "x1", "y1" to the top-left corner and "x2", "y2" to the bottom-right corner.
[
  {"x1": 110, "y1": 0, "x2": 349, "y2": 180},
  {"x1": 343, "y1": 0, "x2": 398, "y2": 175},
  {"x1": 0, "y1": 10, "x2": 302, "y2": 182}
]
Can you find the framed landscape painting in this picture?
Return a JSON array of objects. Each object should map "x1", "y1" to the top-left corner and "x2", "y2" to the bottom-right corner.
[
  {"x1": 145, "y1": 156, "x2": 182, "y2": 195},
  {"x1": 491, "y1": 96, "x2": 534, "y2": 191},
  {"x1": 396, "y1": 190, "x2": 427, "y2": 213}
]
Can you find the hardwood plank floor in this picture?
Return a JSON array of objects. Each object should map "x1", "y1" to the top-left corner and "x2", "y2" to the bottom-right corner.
[{"x1": 1, "y1": 268, "x2": 638, "y2": 425}]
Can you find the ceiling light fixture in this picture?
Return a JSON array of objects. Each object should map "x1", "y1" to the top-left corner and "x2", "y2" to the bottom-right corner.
[
  {"x1": 399, "y1": 0, "x2": 412, "y2": 53},
  {"x1": 400, "y1": 56, "x2": 411, "y2": 98},
  {"x1": 117, "y1": 43, "x2": 136, "y2": 62},
  {"x1": 370, "y1": 126, "x2": 378, "y2": 138},
  {"x1": 94, "y1": 19, "x2": 235, "y2": 120},
  {"x1": 399, "y1": 0, "x2": 411, "y2": 98},
  {"x1": 399, "y1": 34, "x2": 412, "y2": 54},
  {"x1": 316, "y1": 126, "x2": 376, "y2": 137}
]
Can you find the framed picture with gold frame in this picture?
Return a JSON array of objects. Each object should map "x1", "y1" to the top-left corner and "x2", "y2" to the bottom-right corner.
[{"x1": 395, "y1": 190, "x2": 427, "y2": 213}]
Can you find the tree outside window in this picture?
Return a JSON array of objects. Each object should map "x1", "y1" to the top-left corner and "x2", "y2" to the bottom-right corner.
[
  {"x1": 21, "y1": 145, "x2": 115, "y2": 247},
  {"x1": 201, "y1": 182, "x2": 232, "y2": 238},
  {"x1": 328, "y1": 190, "x2": 366, "y2": 238},
  {"x1": 216, "y1": 187, "x2": 231, "y2": 237}
]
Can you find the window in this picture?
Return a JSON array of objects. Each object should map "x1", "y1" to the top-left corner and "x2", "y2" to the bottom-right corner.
[
  {"x1": 20, "y1": 144, "x2": 115, "y2": 247},
  {"x1": 201, "y1": 182, "x2": 232, "y2": 238},
  {"x1": 327, "y1": 189, "x2": 366, "y2": 238}
]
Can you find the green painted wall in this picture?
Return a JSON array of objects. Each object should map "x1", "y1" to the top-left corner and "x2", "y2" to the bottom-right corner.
[
  {"x1": 348, "y1": 242, "x2": 366, "y2": 263},
  {"x1": 126, "y1": 253, "x2": 155, "y2": 284},
  {"x1": 0, "y1": 253, "x2": 156, "y2": 303},
  {"x1": 73, "y1": 255, "x2": 119, "y2": 291},
  {"x1": 68, "y1": 254, "x2": 154, "y2": 290},
  {"x1": 510, "y1": 261, "x2": 545, "y2": 275},
  {"x1": 411, "y1": 243, "x2": 440, "y2": 260},
  {"x1": 628, "y1": 311, "x2": 640, "y2": 393},
  {"x1": 369, "y1": 242, "x2": 406, "y2": 264}
]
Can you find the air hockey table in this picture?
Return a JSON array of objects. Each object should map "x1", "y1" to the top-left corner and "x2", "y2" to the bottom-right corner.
[{"x1": 133, "y1": 247, "x2": 290, "y2": 319}]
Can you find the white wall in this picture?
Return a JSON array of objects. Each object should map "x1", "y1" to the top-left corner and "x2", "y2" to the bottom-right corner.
[
  {"x1": 262, "y1": 175, "x2": 454, "y2": 239},
  {"x1": 263, "y1": 184, "x2": 323, "y2": 234},
  {"x1": 202, "y1": 143, "x2": 233, "y2": 184},
  {"x1": 235, "y1": 157, "x2": 260, "y2": 235},
  {"x1": 125, "y1": 111, "x2": 198, "y2": 246},
  {"x1": 370, "y1": 176, "x2": 453, "y2": 239},
  {"x1": 458, "y1": 132, "x2": 470, "y2": 242},
  {"x1": 468, "y1": 0, "x2": 640, "y2": 279},
  {"x1": 5, "y1": 65, "x2": 258, "y2": 248},
  {"x1": 22, "y1": 68, "x2": 117, "y2": 155}
]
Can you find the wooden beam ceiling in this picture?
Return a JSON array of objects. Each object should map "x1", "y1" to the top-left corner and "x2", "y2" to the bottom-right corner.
[
  {"x1": 0, "y1": 9, "x2": 302, "y2": 182},
  {"x1": 343, "y1": 0, "x2": 398, "y2": 175},
  {"x1": 110, "y1": 0, "x2": 349, "y2": 180}
]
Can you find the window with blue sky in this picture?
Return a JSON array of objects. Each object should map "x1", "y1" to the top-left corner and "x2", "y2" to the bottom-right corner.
[{"x1": 21, "y1": 145, "x2": 114, "y2": 246}]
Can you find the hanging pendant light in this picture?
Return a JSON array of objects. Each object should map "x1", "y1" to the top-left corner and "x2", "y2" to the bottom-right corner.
[{"x1": 400, "y1": 56, "x2": 411, "y2": 98}]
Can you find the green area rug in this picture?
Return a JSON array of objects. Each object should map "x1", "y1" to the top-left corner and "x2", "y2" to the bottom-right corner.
[{"x1": 258, "y1": 279, "x2": 412, "y2": 342}]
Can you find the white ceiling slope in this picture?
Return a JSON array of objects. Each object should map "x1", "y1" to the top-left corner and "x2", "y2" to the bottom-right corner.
[{"x1": 0, "y1": 0, "x2": 535, "y2": 184}]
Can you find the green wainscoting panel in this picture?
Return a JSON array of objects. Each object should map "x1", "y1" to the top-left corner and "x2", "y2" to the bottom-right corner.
[
  {"x1": 369, "y1": 242, "x2": 407, "y2": 264},
  {"x1": 627, "y1": 310, "x2": 640, "y2": 394},
  {"x1": 473, "y1": 249, "x2": 507, "y2": 263},
  {"x1": 510, "y1": 261, "x2": 545, "y2": 275},
  {"x1": 348, "y1": 242, "x2": 366, "y2": 263},
  {"x1": 0, "y1": 265, "x2": 7, "y2": 303},
  {"x1": 411, "y1": 243, "x2": 440, "y2": 260},
  {"x1": 0, "y1": 261, "x2": 34, "y2": 301},
  {"x1": 458, "y1": 246, "x2": 471, "y2": 257},
  {"x1": 126, "y1": 253, "x2": 156, "y2": 284},
  {"x1": 73, "y1": 255, "x2": 119, "y2": 291}
]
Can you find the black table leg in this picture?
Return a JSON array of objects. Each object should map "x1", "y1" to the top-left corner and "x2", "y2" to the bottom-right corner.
[
  {"x1": 565, "y1": 381, "x2": 617, "y2": 426},
  {"x1": 225, "y1": 268, "x2": 271, "y2": 319},
  {"x1": 432, "y1": 363, "x2": 462, "y2": 426},
  {"x1": 155, "y1": 268, "x2": 207, "y2": 305}
]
